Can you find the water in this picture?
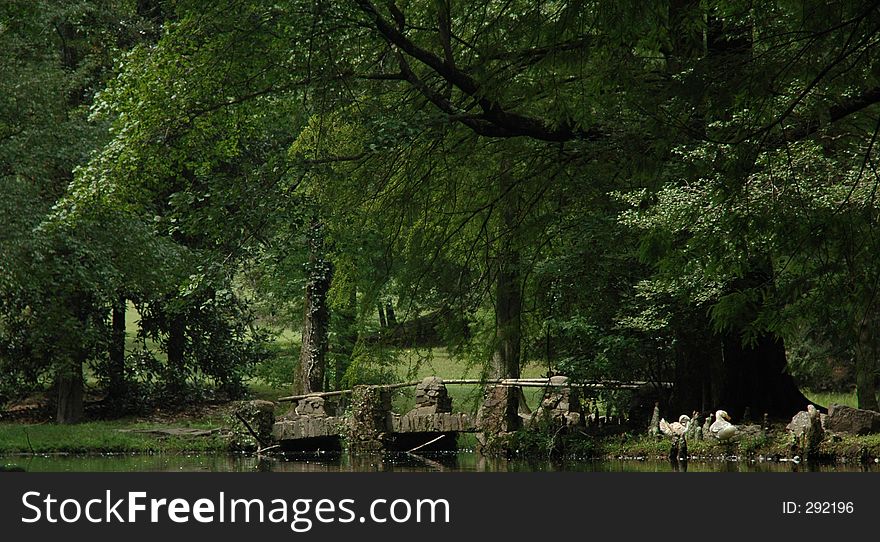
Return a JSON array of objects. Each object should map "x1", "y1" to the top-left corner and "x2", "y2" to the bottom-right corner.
[{"x1": 3, "y1": 452, "x2": 879, "y2": 472}]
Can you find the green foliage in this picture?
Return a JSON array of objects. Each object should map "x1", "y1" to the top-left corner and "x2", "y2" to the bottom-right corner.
[
  {"x1": 253, "y1": 342, "x2": 301, "y2": 390},
  {"x1": 6, "y1": 0, "x2": 880, "y2": 423},
  {"x1": 342, "y1": 344, "x2": 398, "y2": 387}
]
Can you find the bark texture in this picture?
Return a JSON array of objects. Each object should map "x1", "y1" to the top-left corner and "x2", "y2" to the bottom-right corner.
[{"x1": 297, "y1": 219, "x2": 333, "y2": 394}]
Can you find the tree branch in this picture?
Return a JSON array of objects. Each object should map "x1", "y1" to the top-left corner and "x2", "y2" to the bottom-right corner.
[
  {"x1": 778, "y1": 85, "x2": 880, "y2": 144},
  {"x1": 353, "y1": 0, "x2": 604, "y2": 142}
]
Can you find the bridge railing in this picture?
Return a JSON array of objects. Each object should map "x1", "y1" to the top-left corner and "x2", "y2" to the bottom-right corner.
[
  {"x1": 272, "y1": 376, "x2": 671, "y2": 450},
  {"x1": 277, "y1": 378, "x2": 666, "y2": 403}
]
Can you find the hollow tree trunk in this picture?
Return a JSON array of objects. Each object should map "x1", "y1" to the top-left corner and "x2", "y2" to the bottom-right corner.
[
  {"x1": 296, "y1": 218, "x2": 333, "y2": 394},
  {"x1": 107, "y1": 295, "x2": 126, "y2": 401},
  {"x1": 56, "y1": 357, "x2": 84, "y2": 424}
]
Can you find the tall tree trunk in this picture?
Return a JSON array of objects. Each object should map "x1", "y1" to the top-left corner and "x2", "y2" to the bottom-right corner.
[
  {"x1": 336, "y1": 286, "x2": 358, "y2": 390},
  {"x1": 296, "y1": 219, "x2": 333, "y2": 394},
  {"x1": 666, "y1": 0, "x2": 717, "y2": 416},
  {"x1": 384, "y1": 301, "x2": 397, "y2": 327},
  {"x1": 167, "y1": 311, "x2": 186, "y2": 381},
  {"x1": 855, "y1": 316, "x2": 879, "y2": 411},
  {"x1": 719, "y1": 332, "x2": 813, "y2": 418},
  {"x1": 490, "y1": 161, "x2": 522, "y2": 430},
  {"x1": 665, "y1": 7, "x2": 814, "y2": 419},
  {"x1": 491, "y1": 260, "x2": 522, "y2": 382},
  {"x1": 107, "y1": 295, "x2": 126, "y2": 402},
  {"x1": 57, "y1": 292, "x2": 91, "y2": 424},
  {"x1": 670, "y1": 311, "x2": 721, "y2": 414},
  {"x1": 56, "y1": 357, "x2": 84, "y2": 424},
  {"x1": 377, "y1": 303, "x2": 387, "y2": 328}
]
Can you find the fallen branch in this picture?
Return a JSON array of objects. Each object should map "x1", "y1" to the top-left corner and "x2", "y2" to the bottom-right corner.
[
  {"x1": 257, "y1": 444, "x2": 281, "y2": 455},
  {"x1": 116, "y1": 427, "x2": 220, "y2": 437},
  {"x1": 234, "y1": 412, "x2": 269, "y2": 449},
  {"x1": 406, "y1": 434, "x2": 445, "y2": 453}
]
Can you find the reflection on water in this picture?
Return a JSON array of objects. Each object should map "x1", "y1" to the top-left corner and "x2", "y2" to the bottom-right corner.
[{"x1": 3, "y1": 452, "x2": 879, "y2": 473}]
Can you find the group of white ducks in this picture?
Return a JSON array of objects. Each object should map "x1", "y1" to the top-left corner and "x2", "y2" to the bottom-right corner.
[{"x1": 660, "y1": 409, "x2": 738, "y2": 441}]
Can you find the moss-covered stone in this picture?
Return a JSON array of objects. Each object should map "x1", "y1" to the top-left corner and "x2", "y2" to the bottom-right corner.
[
  {"x1": 228, "y1": 400, "x2": 276, "y2": 451},
  {"x1": 346, "y1": 386, "x2": 392, "y2": 452}
]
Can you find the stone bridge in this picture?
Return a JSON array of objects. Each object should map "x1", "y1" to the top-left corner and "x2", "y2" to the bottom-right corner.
[{"x1": 270, "y1": 376, "x2": 656, "y2": 453}]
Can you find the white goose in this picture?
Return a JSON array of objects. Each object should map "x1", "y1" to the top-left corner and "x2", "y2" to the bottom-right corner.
[
  {"x1": 659, "y1": 414, "x2": 691, "y2": 437},
  {"x1": 709, "y1": 409, "x2": 738, "y2": 441}
]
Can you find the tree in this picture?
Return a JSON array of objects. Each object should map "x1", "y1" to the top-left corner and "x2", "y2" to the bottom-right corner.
[
  {"x1": 0, "y1": 0, "x2": 167, "y2": 422},
  {"x1": 51, "y1": 0, "x2": 880, "y2": 424}
]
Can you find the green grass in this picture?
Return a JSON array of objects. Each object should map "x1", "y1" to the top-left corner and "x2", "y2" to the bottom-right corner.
[
  {"x1": 0, "y1": 421, "x2": 228, "y2": 454},
  {"x1": 804, "y1": 390, "x2": 858, "y2": 408},
  {"x1": 246, "y1": 380, "x2": 290, "y2": 402},
  {"x1": 123, "y1": 301, "x2": 163, "y2": 358}
]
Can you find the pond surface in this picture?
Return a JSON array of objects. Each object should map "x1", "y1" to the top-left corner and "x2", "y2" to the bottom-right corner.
[{"x1": 3, "y1": 452, "x2": 879, "y2": 472}]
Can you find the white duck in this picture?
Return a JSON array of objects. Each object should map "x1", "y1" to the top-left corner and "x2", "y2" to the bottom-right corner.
[
  {"x1": 659, "y1": 414, "x2": 691, "y2": 437},
  {"x1": 709, "y1": 409, "x2": 738, "y2": 441}
]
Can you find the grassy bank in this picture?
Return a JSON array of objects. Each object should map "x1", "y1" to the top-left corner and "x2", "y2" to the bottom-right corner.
[
  {"x1": 0, "y1": 420, "x2": 229, "y2": 454},
  {"x1": 504, "y1": 425, "x2": 880, "y2": 464},
  {"x1": 5, "y1": 420, "x2": 880, "y2": 463},
  {"x1": 1, "y1": 339, "x2": 866, "y2": 458}
]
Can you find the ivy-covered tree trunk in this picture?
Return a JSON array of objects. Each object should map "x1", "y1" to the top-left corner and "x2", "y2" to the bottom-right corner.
[
  {"x1": 107, "y1": 295, "x2": 127, "y2": 402},
  {"x1": 296, "y1": 218, "x2": 333, "y2": 394}
]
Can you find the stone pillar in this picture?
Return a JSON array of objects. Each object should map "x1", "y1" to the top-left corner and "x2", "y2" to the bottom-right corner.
[
  {"x1": 531, "y1": 375, "x2": 582, "y2": 428},
  {"x1": 347, "y1": 385, "x2": 392, "y2": 452},
  {"x1": 231, "y1": 400, "x2": 276, "y2": 450},
  {"x1": 412, "y1": 376, "x2": 452, "y2": 414},
  {"x1": 295, "y1": 395, "x2": 334, "y2": 417},
  {"x1": 477, "y1": 385, "x2": 516, "y2": 434},
  {"x1": 475, "y1": 385, "x2": 520, "y2": 455}
]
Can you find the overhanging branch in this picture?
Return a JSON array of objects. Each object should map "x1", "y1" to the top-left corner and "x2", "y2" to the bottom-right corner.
[{"x1": 353, "y1": 0, "x2": 604, "y2": 142}]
